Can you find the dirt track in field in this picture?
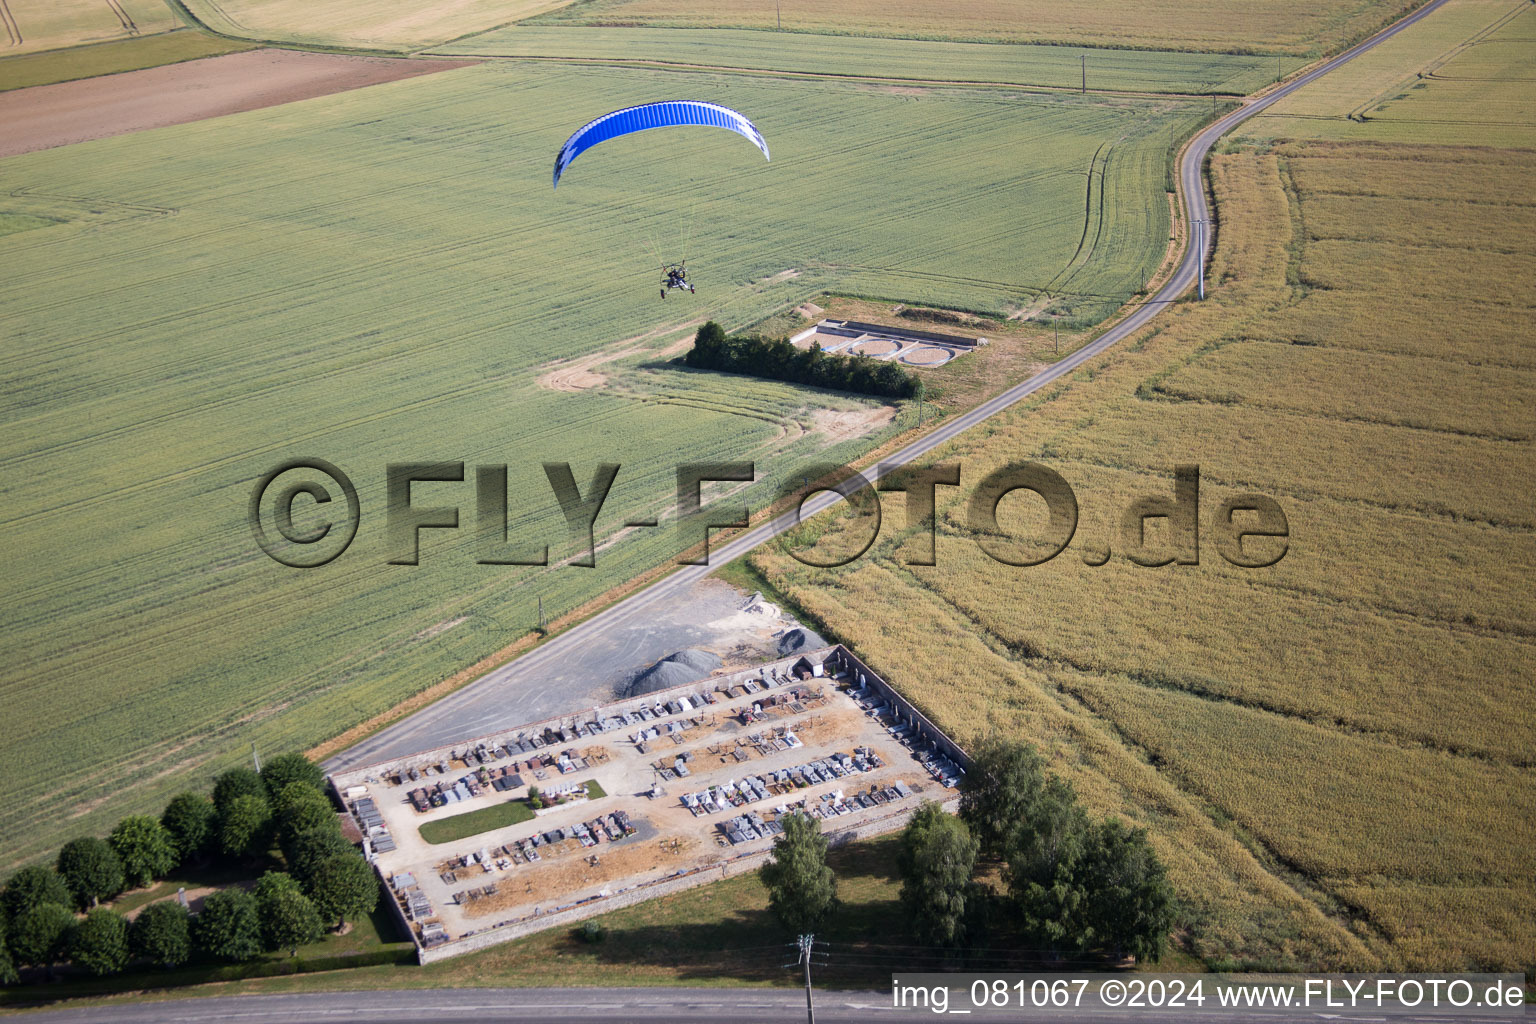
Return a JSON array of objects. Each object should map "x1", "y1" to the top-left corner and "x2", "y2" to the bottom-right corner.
[
  {"x1": 536, "y1": 320, "x2": 704, "y2": 392},
  {"x1": 0, "y1": 49, "x2": 478, "y2": 159}
]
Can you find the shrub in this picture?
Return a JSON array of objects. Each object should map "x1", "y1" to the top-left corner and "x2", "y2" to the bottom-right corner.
[
  {"x1": 56, "y1": 837, "x2": 124, "y2": 910},
  {"x1": 212, "y1": 768, "x2": 265, "y2": 815},
  {"x1": 130, "y1": 900, "x2": 191, "y2": 968},
  {"x1": 260, "y1": 754, "x2": 324, "y2": 799},
  {"x1": 161, "y1": 793, "x2": 218, "y2": 864},
  {"x1": 8, "y1": 902, "x2": 74, "y2": 971},
  {"x1": 193, "y1": 889, "x2": 261, "y2": 963},
  {"x1": 108, "y1": 816, "x2": 177, "y2": 889},
  {"x1": 70, "y1": 908, "x2": 130, "y2": 976},
  {"x1": 1, "y1": 865, "x2": 71, "y2": 920},
  {"x1": 684, "y1": 321, "x2": 919, "y2": 399}
]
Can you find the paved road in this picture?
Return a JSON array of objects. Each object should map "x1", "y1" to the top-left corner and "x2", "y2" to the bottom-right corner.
[
  {"x1": 14, "y1": 984, "x2": 1524, "y2": 1023},
  {"x1": 326, "y1": 0, "x2": 1453, "y2": 773}
]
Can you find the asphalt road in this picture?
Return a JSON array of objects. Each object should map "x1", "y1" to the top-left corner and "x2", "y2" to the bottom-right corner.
[
  {"x1": 14, "y1": 984, "x2": 1524, "y2": 1023},
  {"x1": 325, "y1": 0, "x2": 1454, "y2": 775}
]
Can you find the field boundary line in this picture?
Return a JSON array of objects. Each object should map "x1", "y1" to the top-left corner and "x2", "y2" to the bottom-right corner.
[{"x1": 415, "y1": 50, "x2": 1226, "y2": 100}]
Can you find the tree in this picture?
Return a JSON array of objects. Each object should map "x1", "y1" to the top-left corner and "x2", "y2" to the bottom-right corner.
[
  {"x1": 685, "y1": 321, "x2": 729, "y2": 369},
  {"x1": 109, "y1": 816, "x2": 177, "y2": 889},
  {"x1": 283, "y1": 826, "x2": 354, "y2": 887},
  {"x1": 526, "y1": 785, "x2": 543, "y2": 810},
  {"x1": 260, "y1": 753, "x2": 324, "y2": 799},
  {"x1": 897, "y1": 802, "x2": 979, "y2": 948},
  {"x1": 57, "y1": 837, "x2": 125, "y2": 910},
  {"x1": 959, "y1": 737, "x2": 1046, "y2": 860},
  {"x1": 212, "y1": 767, "x2": 265, "y2": 815},
  {"x1": 1005, "y1": 777, "x2": 1092, "y2": 953},
  {"x1": 69, "y1": 908, "x2": 130, "y2": 976},
  {"x1": 253, "y1": 872, "x2": 322, "y2": 955},
  {"x1": 1081, "y1": 819, "x2": 1176, "y2": 963},
  {"x1": 219, "y1": 793, "x2": 273, "y2": 860},
  {"x1": 758, "y1": 812, "x2": 836, "y2": 935},
  {"x1": 130, "y1": 900, "x2": 191, "y2": 968},
  {"x1": 8, "y1": 903, "x2": 74, "y2": 974},
  {"x1": 272, "y1": 783, "x2": 336, "y2": 843},
  {"x1": 161, "y1": 792, "x2": 218, "y2": 865},
  {"x1": 0, "y1": 920, "x2": 17, "y2": 986},
  {"x1": 307, "y1": 854, "x2": 377, "y2": 930},
  {"x1": 1, "y1": 864, "x2": 71, "y2": 921},
  {"x1": 192, "y1": 889, "x2": 261, "y2": 962}
]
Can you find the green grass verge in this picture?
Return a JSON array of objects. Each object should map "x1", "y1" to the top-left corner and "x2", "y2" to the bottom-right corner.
[
  {"x1": 420, "y1": 800, "x2": 536, "y2": 845},
  {"x1": 0, "y1": 30, "x2": 255, "y2": 92}
]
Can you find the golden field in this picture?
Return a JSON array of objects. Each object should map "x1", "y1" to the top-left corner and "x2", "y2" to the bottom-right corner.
[
  {"x1": 750, "y1": 142, "x2": 1536, "y2": 969},
  {"x1": 1243, "y1": 0, "x2": 1536, "y2": 147}
]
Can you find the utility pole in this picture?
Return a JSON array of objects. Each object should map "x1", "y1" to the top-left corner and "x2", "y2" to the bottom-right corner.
[
  {"x1": 1081, "y1": 54, "x2": 1086, "y2": 93},
  {"x1": 1054, "y1": 317, "x2": 1060, "y2": 353},
  {"x1": 1194, "y1": 219, "x2": 1206, "y2": 300},
  {"x1": 777, "y1": 0, "x2": 781, "y2": 29},
  {"x1": 798, "y1": 934, "x2": 817, "y2": 1024},
  {"x1": 537, "y1": 595, "x2": 545, "y2": 632},
  {"x1": 250, "y1": 742, "x2": 261, "y2": 774}
]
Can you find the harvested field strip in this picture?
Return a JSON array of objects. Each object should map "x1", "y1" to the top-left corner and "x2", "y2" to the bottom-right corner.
[
  {"x1": 1299, "y1": 238, "x2": 1536, "y2": 307},
  {"x1": 1047, "y1": 402, "x2": 1536, "y2": 528},
  {"x1": 889, "y1": 530, "x2": 1536, "y2": 764},
  {"x1": 436, "y1": 27, "x2": 1304, "y2": 95},
  {"x1": 1247, "y1": 294, "x2": 1536, "y2": 369},
  {"x1": 1060, "y1": 678, "x2": 1536, "y2": 882},
  {"x1": 1150, "y1": 341, "x2": 1536, "y2": 440},
  {"x1": 1299, "y1": 193, "x2": 1536, "y2": 253},
  {"x1": 1329, "y1": 882, "x2": 1536, "y2": 970}
]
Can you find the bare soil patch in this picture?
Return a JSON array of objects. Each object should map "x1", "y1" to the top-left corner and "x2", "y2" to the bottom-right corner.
[
  {"x1": 536, "y1": 319, "x2": 703, "y2": 392},
  {"x1": 811, "y1": 405, "x2": 896, "y2": 441},
  {"x1": 0, "y1": 49, "x2": 478, "y2": 159}
]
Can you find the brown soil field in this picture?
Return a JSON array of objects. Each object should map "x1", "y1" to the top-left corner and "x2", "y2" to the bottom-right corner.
[{"x1": 0, "y1": 48, "x2": 477, "y2": 158}]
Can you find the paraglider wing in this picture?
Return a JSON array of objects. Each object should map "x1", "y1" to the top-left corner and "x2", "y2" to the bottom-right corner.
[{"x1": 552, "y1": 100, "x2": 770, "y2": 189}]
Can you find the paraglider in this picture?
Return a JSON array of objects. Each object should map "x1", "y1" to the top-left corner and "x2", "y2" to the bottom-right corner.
[
  {"x1": 552, "y1": 100, "x2": 770, "y2": 190},
  {"x1": 661, "y1": 263, "x2": 694, "y2": 299},
  {"x1": 552, "y1": 101, "x2": 770, "y2": 297}
]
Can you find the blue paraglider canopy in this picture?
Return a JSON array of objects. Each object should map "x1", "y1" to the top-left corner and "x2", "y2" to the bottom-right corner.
[{"x1": 552, "y1": 100, "x2": 770, "y2": 189}]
